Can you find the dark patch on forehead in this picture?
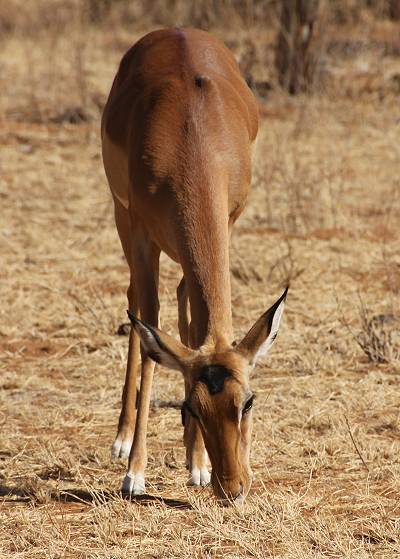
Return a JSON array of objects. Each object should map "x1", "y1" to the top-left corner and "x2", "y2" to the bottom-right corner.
[
  {"x1": 194, "y1": 75, "x2": 211, "y2": 90},
  {"x1": 194, "y1": 76, "x2": 204, "y2": 88},
  {"x1": 198, "y1": 365, "x2": 231, "y2": 395}
]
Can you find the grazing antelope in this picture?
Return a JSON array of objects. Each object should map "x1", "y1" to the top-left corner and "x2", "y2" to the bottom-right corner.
[{"x1": 101, "y1": 28, "x2": 287, "y2": 504}]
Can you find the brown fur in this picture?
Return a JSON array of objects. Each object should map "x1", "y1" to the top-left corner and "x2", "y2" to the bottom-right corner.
[{"x1": 102, "y1": 28, "x2": 286, "y2": 502}]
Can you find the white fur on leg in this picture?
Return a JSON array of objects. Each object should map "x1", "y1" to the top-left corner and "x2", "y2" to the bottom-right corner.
[
  {"x1": 199, "y1": 467, "x2": 211, "y2": 486},
  {"x1": 111, "y1": 435, "x2": 133, "y2": 460},
  {"x1": 188, "y1": 467, "x2": 200, "y2": 486},
  {"x1": 122, "y1": 472, "x2": 145, "y2": 495},
  {"x1": 187, "y1": 467, "x2": 210, "y2": 487},
  {"x1": 187, "y1": 450, "x2": 210, "y2": 486}
]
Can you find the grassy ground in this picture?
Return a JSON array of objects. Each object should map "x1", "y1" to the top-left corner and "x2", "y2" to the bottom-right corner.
[{"x1": 1, "y1": 6, "x2": 400, "y2": 558}]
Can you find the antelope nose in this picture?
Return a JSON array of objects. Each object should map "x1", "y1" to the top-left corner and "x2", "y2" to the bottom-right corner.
[
  {"x1": 220, "y1": 483, "x2": 244, "y2": 506},
  {"x1": 234, "y1": 484, "x2": 245, "y2": 504}
]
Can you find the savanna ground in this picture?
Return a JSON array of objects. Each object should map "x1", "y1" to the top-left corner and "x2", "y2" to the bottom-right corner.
[{"x1": 1, "y1": 2, "x2": 400, "y2": 557}]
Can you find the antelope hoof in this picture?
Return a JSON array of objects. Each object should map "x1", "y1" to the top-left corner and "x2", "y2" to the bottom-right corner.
[
  {"x1": 122, "y1": 472, "x2": 145, "y2": 496},
  {"x1": 188, "y1": 467, "x2": 211, "y2": 487},
  {"x1": 111, "y1": 435, "x2": 133, "y2": 460}
]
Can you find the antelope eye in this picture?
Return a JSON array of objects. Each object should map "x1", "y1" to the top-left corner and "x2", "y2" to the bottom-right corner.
[{"x1": 242, "y1": 396, "x2": 254, "y2": 415}]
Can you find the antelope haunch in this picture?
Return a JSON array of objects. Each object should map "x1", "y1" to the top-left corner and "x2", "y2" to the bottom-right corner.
[{"x1": 101, "y1": 28, "x2": 287, "y2": 503}]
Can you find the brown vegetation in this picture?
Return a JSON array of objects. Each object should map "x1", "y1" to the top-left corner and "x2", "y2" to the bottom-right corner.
[{"x1": 1, "y1": 1, "x2": 399, "y2": 557}]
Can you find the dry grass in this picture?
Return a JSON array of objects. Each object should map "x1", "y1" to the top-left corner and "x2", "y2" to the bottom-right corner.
[{"x1": 1, "y1": 3, "x2": 400, "y2": 558}]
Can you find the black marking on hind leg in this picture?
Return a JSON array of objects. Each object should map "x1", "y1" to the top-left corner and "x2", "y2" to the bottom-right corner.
[{"x1": 181, "y1": 402, "x2": 187, "y2": 426}]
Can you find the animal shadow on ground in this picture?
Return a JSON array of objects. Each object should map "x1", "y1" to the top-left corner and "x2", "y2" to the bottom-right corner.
[{"x1": 0, "y1": 485, "x2": 192, "y2": 510}]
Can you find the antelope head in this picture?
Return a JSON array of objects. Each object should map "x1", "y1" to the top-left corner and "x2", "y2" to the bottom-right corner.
[{"x1": 127, "y1": 288, "x2": 287, "y2": 504}]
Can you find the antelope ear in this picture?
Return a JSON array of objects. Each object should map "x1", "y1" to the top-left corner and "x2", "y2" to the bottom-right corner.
[
  {"x1": 236, "y1": 287, "x2": 288, "y2": 367},
  {"x1": 127, "y1": 311, "x2": 196, "y2": 372}
]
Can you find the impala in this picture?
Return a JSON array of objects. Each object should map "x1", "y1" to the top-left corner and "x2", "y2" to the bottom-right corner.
[{"x1": 101, "y1": 27, "x2": 287, "y2": 503}]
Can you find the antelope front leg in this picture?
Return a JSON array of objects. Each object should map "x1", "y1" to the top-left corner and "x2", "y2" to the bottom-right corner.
[
  {"x1": 111, "y1": 323, "x2": 140, "y2": 459},
  {"x1": 122, "y1": 239, "x2": 160, "y2": 496},
  {"x1": 183, "y1": 379, "x2": 210, "y2": 487},
  {"x1": 111, "y1": 200, "x2": 140, "y2": 460},
  {"x1": 178, "y1": 283, "x2": 210, "y2": 487},
  {"x1": 185, "y1": 417, "x2": 210, "y2": 487},
  {"x1": 122, "y1": 356, "x2": 156, "y2": 495}
]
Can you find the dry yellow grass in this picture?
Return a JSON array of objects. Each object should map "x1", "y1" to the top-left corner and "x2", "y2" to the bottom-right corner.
[{"x1": 1, "y1": 4, "x2": 400, "y2": 558}]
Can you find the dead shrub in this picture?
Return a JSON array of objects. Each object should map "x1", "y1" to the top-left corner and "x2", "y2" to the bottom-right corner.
[{"x1": 341, "y1": 295, "x2": 400, "y2": 364}]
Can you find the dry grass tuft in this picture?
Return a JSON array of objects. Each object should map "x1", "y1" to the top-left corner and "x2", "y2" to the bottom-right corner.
[
  {"x1": 351, "y1": 300, "x2": 400, "y2": 364},
  {"x1": 1, "y1": 3, "x2": 400, "y2": 558}
]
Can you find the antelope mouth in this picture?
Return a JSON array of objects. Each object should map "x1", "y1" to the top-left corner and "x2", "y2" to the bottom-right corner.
[{"x1": 218, "y1": 483, "x2": 245, "y2": 506}]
